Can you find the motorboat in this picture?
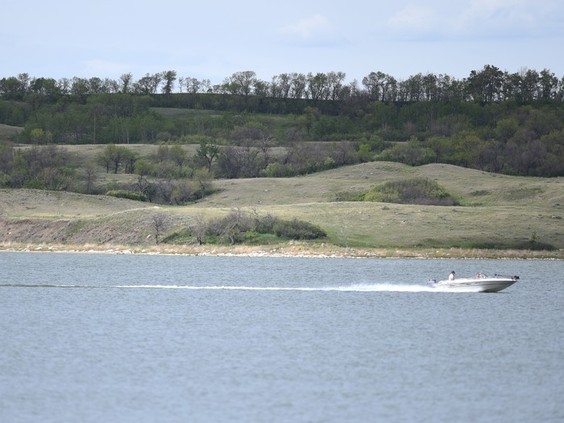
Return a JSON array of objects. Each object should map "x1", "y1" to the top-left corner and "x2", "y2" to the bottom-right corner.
[{"x1": 430, "y1": 273, "x2": 519, "y2": 293}]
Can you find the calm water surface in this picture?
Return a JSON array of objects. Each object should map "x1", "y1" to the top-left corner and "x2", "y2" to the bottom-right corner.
[{"x1": 1, "y1": 252, "x2": 563, "y2": 422}]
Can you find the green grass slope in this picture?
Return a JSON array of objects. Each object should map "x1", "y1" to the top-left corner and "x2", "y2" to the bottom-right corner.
[
  {"x1": 1, "y1": 162, "x2": 562, "y2": 254},
  {"x1": 0, "y1": 123, "x2": 22, "y2": 141}
]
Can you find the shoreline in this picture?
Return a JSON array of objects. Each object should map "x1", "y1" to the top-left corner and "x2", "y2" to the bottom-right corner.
[{"x1": 1, "y1": 242, "x2": 562, "y2": 260}]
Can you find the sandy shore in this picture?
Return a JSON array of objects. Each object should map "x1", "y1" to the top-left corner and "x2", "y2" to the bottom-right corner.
[{"x1": 1, "y1": 242, "x2": 562, "y2": 259}]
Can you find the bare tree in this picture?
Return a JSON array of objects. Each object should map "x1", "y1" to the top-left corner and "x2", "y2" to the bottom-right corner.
[
  {"x1": 152, "y1": 213, "x2": 168, "y2": 244},
  {"x1": 83, "y1": 160, "x2": 97, "y2": 194},
  {"x1": 190, "y1": 215, "x2": 208, "y2": 245}
]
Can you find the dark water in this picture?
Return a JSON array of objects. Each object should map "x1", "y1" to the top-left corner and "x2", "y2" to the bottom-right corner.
[{"x1": 1, "y1": 252, "x2": 563, "y2": 422}]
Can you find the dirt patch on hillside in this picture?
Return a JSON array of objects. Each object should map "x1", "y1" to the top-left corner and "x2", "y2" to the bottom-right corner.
[
  {"x1": 0, "y1": 218, "x2": 73, "y2": 243},
  {"x1": 0, "y1": 212, "x2": 193, "y2": 246}
]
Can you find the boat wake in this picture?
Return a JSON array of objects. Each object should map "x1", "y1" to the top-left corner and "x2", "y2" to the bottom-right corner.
[
  {"x1": 118, "y1": 283, "x2": 440, "y2": 292},
  {"x1": 1, "y1": 283, "x2": 465, "y2": 293}
]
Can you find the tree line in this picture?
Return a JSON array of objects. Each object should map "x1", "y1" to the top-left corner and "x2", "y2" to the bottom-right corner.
[
  {"x1": 1, "y1": 65, "x2": 563, "y2": 178},
  {"x1": 2, "y1": 65, "x2": 564, "y2": 103},
  {"x1": 1, "y1": 98, "x2": 563, "y2": 177}
]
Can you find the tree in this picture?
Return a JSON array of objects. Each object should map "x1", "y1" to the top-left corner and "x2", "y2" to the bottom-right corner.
[
  {"x1": 83, "y1": 160, "x2": 97, "y2": 194},
  {"x1": 467, "y1": 65, "x2": 504, "y2": 102},
  {"x1": 0, "y1": 75, "x2": 28, "y2": 99},
  {"x1": 30, "y1": 77, "x2": 61, "y2": 99},
  {"x1": 0, "y1": 142, "x2": 14, "y2": 184},
  {"x1": 502, "y1": 72, "x2": 522, "y2": 100},
  {"x1": 88, "y1": 77, "x2": 105, "y2": 93},
  {"x1": 300, "y1": 106, "x2": 320, "y2": 135},
  {"x1": 119, "y1": 73, "x2": 133, "y2": 93},
  {"x1": 289, "y1": 73, "x2": 307, "y2": 99},
  {"x1": 152, "y1": 214, "x2": 168, "y2": 244},
  {"x1": 422, "y1": 73, "x2": 438, "y2": 101},
  {"x1": 306, "y1": 72, "x2": 329, "y2": 100},
  {"x1": 183, "y1": 77, "x2": 206, "y2": 94},
  {"x1": 217, "y1": 145, "x2": 264, "y2": 178},
  {"x1": 169, "y1": 144, "x2": 187, "y2": 167},
  {"x1": 30, "y1": 128, "x2": 52, "y2": 144},
  {"x1": 223, "y1": 71, "x2": 257, "y2": 96},
  {"x1": 70, "y1": 77, "x2": 90, "y2": 99},
  {"x1": 162, "y1": 70, "x2": 177, "y2": 95},
  {"x1": 538, "y1": 69, "x2": 558, "y2": 101},
  {"x1": 271, "y1": 73, "x2": 293, "y2": 98},
  {"x1": 449, "y1": 133, "x2": 485, "y2": 167},
  {"x1": 495, "y1": 118, "x2": 519, "y2": 143},
  {"x1": 362, "y1": 71, "x2": 395, "y2": 101},
  {"x1": 196, "y1": 141, "x2": 220, "y2": 172},
  {"x1": 97, "y1": 145, "x2": 112, "y2": 173},
  {"x1": 98, "y1": 144, "x2": 136, "y2": 174},
  {"x1": 519, "y1": 69, "x2": 540, "y2": 103},
  {"x1": 86, "y1": 97, "x2": 107, "y2": 143},
  {"x1": 398, "y1": 74, "x2": 423, "y2": 101},
  {"x1": 10, "y1": 145, "x2": 71, "y2": 189},
  {"x1": 190, "y1": 215, "x2": 208, "y2": 245},
  {"x1": 326, "y1": 71, "x2": 347, "y2": 100},
  {"x1": 133, "y1": 72, "x2": 162, "y2": 94},
  {"x1": 121, "y1": 148, "x2": 139, "y2": 173}
]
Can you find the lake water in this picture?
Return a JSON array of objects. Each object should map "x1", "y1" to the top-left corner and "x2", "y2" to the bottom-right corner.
[{"x1": 1, "y1": 252, "x2": 563, "y2": 422}]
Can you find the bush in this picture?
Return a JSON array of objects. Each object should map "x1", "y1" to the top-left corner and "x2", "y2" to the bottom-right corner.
[
  {"x1": 334, "y1": 190, "x2": 364, "y2": 202},
  {"x1": 362, "y1": 178, "x2": 457, "y2": 206},
  {"x1": 273, "y1": 219, "x2": 327, "y2": 240},
  {"x1": 261, "y1": 162, "x2": 298, "y2": 177},
  {"x1": 253, "y1": 213, "x2": 277, "y2": 233},
  {"x1": 377, "y1": 140, "x2": 436, "y2": 166},
  {"x1": 463, "y1": 240, "x2": 556, "y2": 251},
  {"x1": 106, "y1": 190, "x2": 147, "y2": 202},
  {"x1": 165, "y1": 210, "x2": 326, "y2": 245}
]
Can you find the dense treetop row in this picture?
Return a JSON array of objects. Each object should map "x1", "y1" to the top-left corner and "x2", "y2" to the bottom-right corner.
[
  {"x1": 2, "y1": 65, "x2": 564, "y2": 103},
  {"x1": 1, "y1": 65, "x2": 563, "y2": 179}
]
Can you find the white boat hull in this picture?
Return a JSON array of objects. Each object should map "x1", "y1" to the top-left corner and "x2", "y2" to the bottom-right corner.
[{"x1": 433, "y1": 275, "x2": 519, "y2": 293}]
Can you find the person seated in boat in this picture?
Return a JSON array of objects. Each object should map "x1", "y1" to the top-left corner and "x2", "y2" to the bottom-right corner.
[{"x1": 449, "y1": 271, "x2": 455, "y2": 280}]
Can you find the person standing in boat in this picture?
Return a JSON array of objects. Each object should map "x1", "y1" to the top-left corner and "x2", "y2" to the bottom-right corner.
[{"x1": 449, "y1": 271, "x2": 456, "y2": 280}]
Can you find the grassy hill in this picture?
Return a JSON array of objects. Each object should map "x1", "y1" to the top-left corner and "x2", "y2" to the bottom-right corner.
[
  {"x1": 0, "y1": 123, "x2": 22, "y2": 141},
  {"x1": 1, "y1": 160, "x2": 562, "y2": 257}
]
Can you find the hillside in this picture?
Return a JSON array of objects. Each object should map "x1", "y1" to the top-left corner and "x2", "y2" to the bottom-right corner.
[
  {"x1": 1, "y1": 162, "x2": 562, "y2": 257},
  {"x1": 0, "y1": 123, "x2": 21, "y2": 141}
]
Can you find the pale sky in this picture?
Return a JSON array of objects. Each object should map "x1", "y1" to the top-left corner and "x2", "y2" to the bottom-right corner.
[{"x1": 3, "y1": 0, "x2": 563, "y2": 85}]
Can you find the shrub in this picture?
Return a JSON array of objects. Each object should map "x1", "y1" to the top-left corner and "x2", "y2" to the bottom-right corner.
[
  {"x1": 205, "y1": 209, "x2": 254, "y2": 244},
  {"x1": 362, "y1": 178, "x2": 457, "y2": 206},
  {"x1": 261, "y1": 162, "x2": 298, "y2": 177},
  {"x1": 253, "y1": 213, "x2": 277, "y2": 233},
  {"x1": 334, "y1": 190, "x2": 364, "y2": 201},
  {"x1": 106, "y1": 190, "x2": 147, "y2": 202},
  {"x1": 273, "y1": 219, "x2": 327, "y2": 240},
  {"x1": 165, "y1": 210, "x2": 326, "y2": 245},
  {"x1": 377, "y1": 141, "x2": 436, "y2": 166}
]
